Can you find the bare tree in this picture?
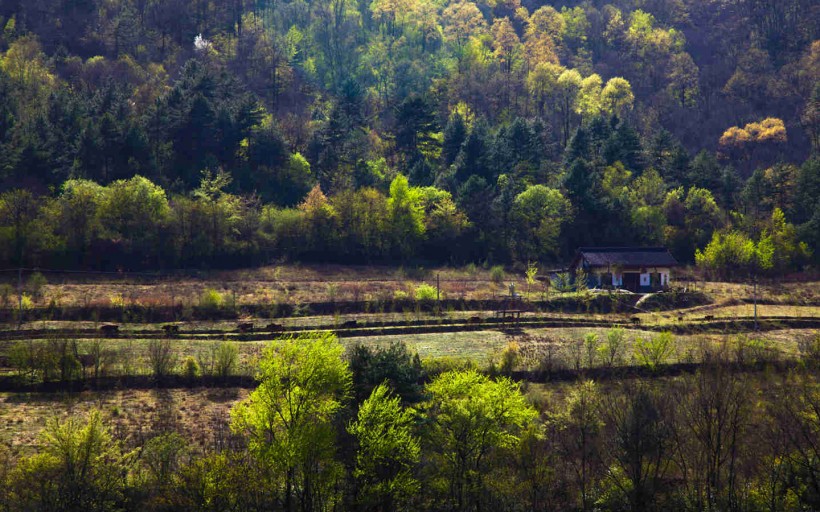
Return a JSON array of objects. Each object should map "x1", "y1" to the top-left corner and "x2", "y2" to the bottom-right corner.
[
  {"x1": 674, "y1": 364, "x2": 750, "y2": 511},
  {"x1": 148, "y1": 339, "x2": 177, "y2": 380},
  {"x1": 602, "y1": 382, "x2": 673, "y2": 511},
  {"x1": 769, "y1": 372, "x2": 820, "y2": 510},
  {"x1": 555, "y1": 380, "x2": 604, "y2": 512}
]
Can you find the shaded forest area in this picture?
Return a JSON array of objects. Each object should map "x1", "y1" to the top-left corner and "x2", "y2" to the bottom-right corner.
[{"x1": 0, "y1": 0, "x2": 818, "y2": 269}]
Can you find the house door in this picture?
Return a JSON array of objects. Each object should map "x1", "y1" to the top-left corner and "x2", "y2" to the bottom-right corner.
[{"x1": 622, "y1": 273, "x2": 640, "y2": 292}]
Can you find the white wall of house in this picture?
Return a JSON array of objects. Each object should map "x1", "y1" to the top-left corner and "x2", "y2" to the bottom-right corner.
[{"x1": 591, "y1": 267, "x2": 672, "y2": 288}]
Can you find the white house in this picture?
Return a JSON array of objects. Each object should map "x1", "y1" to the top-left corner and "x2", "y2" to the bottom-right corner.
[{"x1": 569, "y1": 247, "x2": 678, "y2": 293}]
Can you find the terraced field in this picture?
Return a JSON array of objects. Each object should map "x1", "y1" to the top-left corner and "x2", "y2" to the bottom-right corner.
[{"x1": 0, "y1": 268, "x2": 817, "y2": 459}]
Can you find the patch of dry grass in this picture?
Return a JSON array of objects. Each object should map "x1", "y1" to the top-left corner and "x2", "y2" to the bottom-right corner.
[{"x1": 0, "y1": 388, "x2": 248, "y2": 459}]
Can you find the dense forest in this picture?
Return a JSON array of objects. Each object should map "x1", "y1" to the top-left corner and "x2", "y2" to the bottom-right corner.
[{"x1": 0, "y1": 0, "x2": 817, "y2": 270}]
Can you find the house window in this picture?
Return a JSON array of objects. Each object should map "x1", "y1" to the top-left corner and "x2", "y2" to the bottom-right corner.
[{"x1": 640, "y1": 273, "x2": 650, "y2": 286}]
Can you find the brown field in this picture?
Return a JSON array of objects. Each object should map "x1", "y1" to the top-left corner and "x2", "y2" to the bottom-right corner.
[
  {"x1": 12, "y1": 264, "x2": 516, "y2": 309},
  {"x1": 8, "y1": 264, "x2": 815, "y2": 310},
  {"x1": 0, "y1": 388, "x2": 247, "y2": 459}
]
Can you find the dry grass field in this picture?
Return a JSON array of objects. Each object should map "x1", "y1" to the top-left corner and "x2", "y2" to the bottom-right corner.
[
  {"x1": 0, "y1": 388, "x2": 247, "y2": 459},
  {"x1": 13, "y1": 264, "x2": 517, "y2": 309},
  {"x1": 1, "y1": 264, "x2": 811, "y2": 313}
]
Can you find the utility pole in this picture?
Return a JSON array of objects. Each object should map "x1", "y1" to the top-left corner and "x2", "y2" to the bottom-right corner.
[
  {"x1": 753, "y1": 276, "x2": 758, "y2": 331},
  {"x1": 17, "y1": 267, "x2": 23, "y2": 328},
  {"x1": 436, "y1": 273, "x2": 441, "y2": 316}
]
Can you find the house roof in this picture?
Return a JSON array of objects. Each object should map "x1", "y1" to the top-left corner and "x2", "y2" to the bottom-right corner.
[{"x1": 571, "y1": 247, "x2": 678, "y2": 269}]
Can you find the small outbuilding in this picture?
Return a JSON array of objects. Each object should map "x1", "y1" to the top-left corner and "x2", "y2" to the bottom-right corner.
[{"x1": 570, "y1": 247, "x2": 678, "y2": 293}]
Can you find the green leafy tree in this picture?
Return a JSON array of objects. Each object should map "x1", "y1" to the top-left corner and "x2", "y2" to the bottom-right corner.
[
  {"x1": 635, "y1": 332, "x2": 676, "y2": 370},
  {"x1": 230, "y1": 332, "x2": 352, "y2": 512},
  {"x1": 348, "y1": 384, "x2": 421, "y2": 511},
  {"x1": 388, "y1": 174, "x2": 425, "y2": 258},
  {"x1": 349, "y1": 342, "x2": 423, "y2": 404},
  {"x1": 54, "y1": 179, "x2": 105, "y2": 263},
  {"x1": 601, "y1": 77, "x2": 634, "y2": 118},
  {"x1": 0, "y1": 189, "x2": 55, "y2": 266},
  {"x1": 98, "y1": 175, "x2": 170, "y2": 264},
  {"x1": 512, "y1": 185, "x2": 571, "y2": 262},
  {"x1": 5, "y1": 410, "x2": 133, "y2": 511},
  {"x1": 424, "y1": 369, "x2": 538, "y2": 511},
  {"x1": 600, "y1": 327, "x2": 626, "y2": 367}
]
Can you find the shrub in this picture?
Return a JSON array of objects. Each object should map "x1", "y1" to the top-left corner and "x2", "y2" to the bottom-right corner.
[
  {"x1": 415, "y1": 283, "x2": 437, "y2": 302},
  {"x1": 326, "y1": 283, "x2": 339, "y2": 301},
  {"x1": 9, "y1": 340, "x2": 38, "y2": 382},
  {"x1": 499, "y1": 341, "x2": 520, "y2": 375},
  {"x1": 551, "y1": 272, "x2": 573, "y2": 293},
  {"x1": 214, "y1": 341, "x2": 239, "y2": 379},
  {"x1": 733, "y1": 335, "x2": 778, "y2": 365},
  {"x1": 490, "y1": 265, "x2": 505, "y2": 284},
  {"x1": 393, "y1": 289, "x2": 409, "y2": 301},
  {"x1": 584, "y1": 333, "x2": 600, "y2": 367},
  {"x1": 48, "y1": 339, "x2": 82, "y2": 382},
  {"x1": 599, "y1": 327, "x2": 626, "y2": 366},
  {"x1": 635, "y1": 332, "x2": 676, "y2": 370},
  {"x1": 199, "y1": 288, "x2": 224, "y2": 310},
  {"x1": 110, "y1": 293, "x2": 125, "y2": 308},
  {"x1": 183, "y1": 356, "x2": 199, "y2": 380}
]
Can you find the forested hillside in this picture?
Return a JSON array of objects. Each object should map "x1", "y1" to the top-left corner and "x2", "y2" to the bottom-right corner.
[{"x1": 0, "y1": 0, "x2": 817, "y2": 270}]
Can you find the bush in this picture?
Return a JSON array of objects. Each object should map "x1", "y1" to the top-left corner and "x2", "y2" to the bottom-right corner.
[
  {"x1": 199, "y1": 288, "x2": 224, "y2": 310},
  {"x1": 214, "y1": 341, "x2": 239, "y2": 379},
  {"x1": 599, "y1": 327, "x2": 626, "y2": 366},
  {"x1": 183, "y1": 356, "x2": 199, "y2": 380},
  {"x1": 349, "y1": 342, "x2": 423, "y2": 404},
  {"x1": 490, "y1": 265, "x2": 505, "y2": 284},
  {"x1": 110, "y1": 293, "x2": 125, "y2": 308},
  {"x1": 415, "y1": 283, "x2": 437, "y2": 302},
  {"x1": 551, "y1": 272, "x2": 573, "y2": 293},
  {"x1": 584, "y1": 333, "x2": 600, "y2": 367},
  {"x1": 393, "y1": 289, "x2": 409, "y2": 301},
  {"x1": 635, "y1": 332, "x2": 676, "y2": 370},
  {"x1": 499, "y1": 341, "x2": 520, "y2": 375}
]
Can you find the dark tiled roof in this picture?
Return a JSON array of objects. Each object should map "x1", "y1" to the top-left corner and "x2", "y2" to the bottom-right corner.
[{"x1": 574, "y1": 247, "x2": 678, "y2": 268}]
